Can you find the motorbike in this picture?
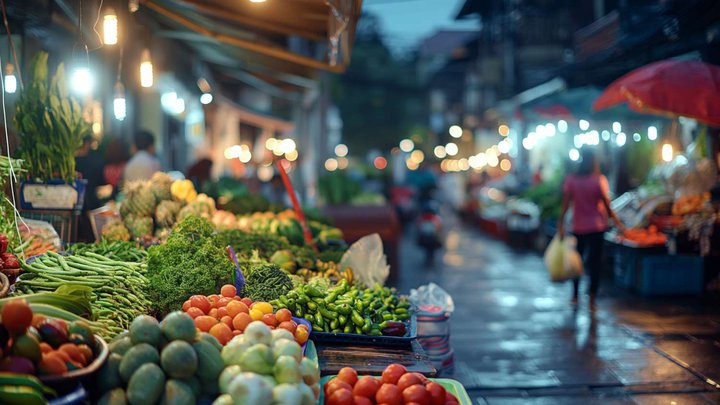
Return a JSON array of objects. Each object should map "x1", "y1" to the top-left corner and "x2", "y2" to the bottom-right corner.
[{"x1": 416, "y1": 199, "x2": 442, "y2": 265}]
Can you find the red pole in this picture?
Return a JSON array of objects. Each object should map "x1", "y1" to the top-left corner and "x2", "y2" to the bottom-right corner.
[{"x1": 274, "y1": 158, "x2": 315, "y2": 248}]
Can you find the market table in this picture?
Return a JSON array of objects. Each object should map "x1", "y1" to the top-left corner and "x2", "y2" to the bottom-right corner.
[{"x1": 315, "y1": 340, "x2": 437, "y2": 377}]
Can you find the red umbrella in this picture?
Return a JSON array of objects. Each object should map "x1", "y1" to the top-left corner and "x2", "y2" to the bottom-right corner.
[{"x1": 593, "y1": 60, "x2": 720, "y2": 126}]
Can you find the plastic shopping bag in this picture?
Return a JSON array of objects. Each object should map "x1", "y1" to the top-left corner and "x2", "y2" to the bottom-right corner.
[
  {"x1": 544, "y1": 234, "x2": 583, "y2": 282},
  {"x1": 339, "y1": 233, "x2": 390, "y2": 288},
  {"x1": 409, "y1": 282, "x2": 455, "y2": 314},
  {"x1": 562, "y1": 236, "x2": 584, "y2": 278}
]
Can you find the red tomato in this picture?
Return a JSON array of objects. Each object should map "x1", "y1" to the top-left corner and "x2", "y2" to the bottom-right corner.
[
  {"x1": 445, "y1": 392, "x2": 458, "y2": 403},
  {"x1": 402, "y1": 385, "x2": 430, "y2": 405},
  {"x1": 262, "y1": 313, "x2": 279, "y2": 328},
  {"x1": 396, "y1": 373, "x2": 423, "y2": 392},
  {"x1": 326, "y1": 388, "x2": 354, "y2": 405},
  {"x1": 411, "y1": 372, "x2": 429, "y2": 385},
  {"x1": 275, "y1": 308, "x2": 292, "y2": 323},
  {"x1": 376, "y1": 384, "x2": 402, "y2": 405},
  {"x1": 185, "y1": 307, "x2": 204, "y2": 319},
  {"x1": 189, "y1": 295, "x2": 211, "y2": 314},
  {"x1": 337, "y1": 367, "x2": 359, "y2": 387},
  {"x1": 381, "y1": 364, "x2": 407, "y2": 385},
  {"x1": 446, "y1": 402, "x2": 459, "y2": 405},
  {"x1": 182, "y1": 300, "x2": 191, "y2": 311},
  {"x1": 325, "y1": 379, "x2": 353, "y2": 397},
  {"x1": 425, "y1": 382, "x2": 446, "y2": 405},
  {"x1": 240, "y1": 297, "x2": 253, "y2": 307},
  {"x1": 354, "y1": 396, "x2": 373, "y2": 405},
  {"x1": 220, "y1": 284, "x2": 237, "y2": 298},
  {"x1": 353, "y1": 376, "x2": 381, "y2": 398}
]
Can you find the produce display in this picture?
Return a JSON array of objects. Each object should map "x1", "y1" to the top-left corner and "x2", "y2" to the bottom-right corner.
[
  {"x1": 118, "y1": 172, "x2": 181, "y2": 240},
  {"x1": 237, "y1": 210, "x2": 344, "y2": 249},
  {"x1": 273, "y1": 279, "x2": 411, "y2": 335},
  {"x1": 672, "y1": 192, "x2": 710, "y2": 216},
  {"x1": 619, "y1": 226, "x2": 668, "y2": 246},
  {"x1": 14, "y1": 51, "x2": 90, "y2": 183},
  {"x1": 146, "y1": 216, "x2": 234, "y2": 316},
  {"x1": 96, "y1": 311, "x2": 224, "y2": 404},
  {"x1": 0, "y1": 233, "x2": 21, "y2": 279},
  {"x1": 181, "y1": 284, "x2": 310, "y2": 346},
  {"x1": 0, "y1": 298, "x2": 99, "y2": 378},
  {"x1": 66, "y1": 240, "x2": 147, "y2": 262},
  {"x1": 214, "y1": 320, "x2": 321, "y2": 405},
  {"x1": 0, "y1": 156, "x2": 25, "y2": 248},
  {"x1": 323, "y1": 364, "x2": 460, "y2": 405},
  {"x1": 16, "y1": 252, "x2": 151, "y2": 338}
]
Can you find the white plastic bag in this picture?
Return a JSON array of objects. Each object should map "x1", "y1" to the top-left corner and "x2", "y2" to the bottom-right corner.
[
  {"x1": 339, "y1": 233, "x2": 390, "y2": 288},
  {"x1": 544, "y1": 234, "x2": 583, "y2": 282},
  {"x1": 409, "y1": 282, "x2": 454, "y2": 313}
]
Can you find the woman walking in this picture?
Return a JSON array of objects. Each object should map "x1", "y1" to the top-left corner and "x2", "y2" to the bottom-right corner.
[{"x1": 558, "y1": 149, "x2": 624, "y2": 310}]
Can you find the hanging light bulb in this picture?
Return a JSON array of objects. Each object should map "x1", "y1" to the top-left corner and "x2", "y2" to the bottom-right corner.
[
  {"x1": 140, "y1": 49, "x2": 153, "y2": 88},
  {"x1": 103, "y1": 8, "x2": 118, "y2": 45},
  {"x1": 129, "y1": 0, "x2": 139, "y2": 13},
  {"x1": 113, "y1": 82, "x2": 126, "y2": 121},
  {"x1": 70, "y1": 66, "x2": 93, "y2": 95},
  {"x1": 4, "y1": 63, "x2": 16, "y2": 94}
]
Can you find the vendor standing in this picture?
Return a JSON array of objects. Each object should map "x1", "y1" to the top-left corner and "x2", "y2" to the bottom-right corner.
[
  {"x1": 558, "y1": 149, "x2": 624, "y2": 310},
  {"x1": 124, "y1": 130, "x2": 161, "y2": 182}
]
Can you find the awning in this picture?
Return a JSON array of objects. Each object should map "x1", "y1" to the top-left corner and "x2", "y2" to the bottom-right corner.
[{"x1": 140, "y1": 0, "x2": 363, "y2": 91}]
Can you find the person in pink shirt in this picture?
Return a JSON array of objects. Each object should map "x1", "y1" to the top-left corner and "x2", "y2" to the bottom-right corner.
[{"x1": 558, "y1": 148, "x2": 624, "y2": 310}]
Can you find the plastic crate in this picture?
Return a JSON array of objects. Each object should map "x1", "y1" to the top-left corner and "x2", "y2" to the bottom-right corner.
[{"x1": 638, "y1": 255, "x2": 704, "y2": 296}]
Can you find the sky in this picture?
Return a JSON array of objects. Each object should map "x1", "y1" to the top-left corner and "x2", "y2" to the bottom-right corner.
[{"x1": 362, "y1": 0, "x2": 479, "y2": 53}]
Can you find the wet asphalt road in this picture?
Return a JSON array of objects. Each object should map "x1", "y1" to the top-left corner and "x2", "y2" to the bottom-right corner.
[{"x1": 397, "y1": 219, "x2": 720, "y2": 404}]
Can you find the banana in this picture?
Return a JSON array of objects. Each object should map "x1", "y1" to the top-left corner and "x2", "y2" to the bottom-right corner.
[
  {"x1": 0, "y1": 385, "x2": 47, "y2": 405},
  {"x1": 0, "y1": 373, "x2": 55, "y2": 397}
]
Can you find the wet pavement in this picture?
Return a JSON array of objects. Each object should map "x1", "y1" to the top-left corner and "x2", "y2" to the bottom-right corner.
[{"x1": 397, "y1": 219, "x2": 720, "y2": 404}]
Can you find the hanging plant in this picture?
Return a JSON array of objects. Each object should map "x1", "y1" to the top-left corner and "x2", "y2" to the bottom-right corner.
[{"x1": 14, "y1": 52, "x2": 91, "y2": 182}]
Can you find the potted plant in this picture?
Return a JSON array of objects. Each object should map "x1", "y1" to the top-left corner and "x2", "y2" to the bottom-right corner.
[{"x1": 14, "y1": 51, "x2": 91, "y2": 210}]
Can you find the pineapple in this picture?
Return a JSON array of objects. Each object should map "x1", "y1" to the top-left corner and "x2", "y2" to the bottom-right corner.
[
  {"x1": 124, "y1": 215, "x2": 154, "y2": 239},
  {"x1": 155, "y1": 200, "x2": 181, "y2": 228},
  {"x1": 154, "y1": 227, "x2": 171, "y2": 242},
  {"x1": 150, "y1": 172, "x2": 174, "y2": 202},
  {"x1": 123, "y1": 181, "x2": 156, "y2": 217},
  {"x1": 101, "y1": 219, "x2": 130, "y2": 242}
]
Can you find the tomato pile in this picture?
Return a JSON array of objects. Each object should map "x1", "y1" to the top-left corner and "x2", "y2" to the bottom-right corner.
[
  {"x1": 324, "y1": 364, "x2": 459, "y2": 405},
  {"x1": 620, "y1": 225, "x2": 667, "y2": 246},
  {"x1": 181, "y1": 284, "x2": 309, "y2": 346}
]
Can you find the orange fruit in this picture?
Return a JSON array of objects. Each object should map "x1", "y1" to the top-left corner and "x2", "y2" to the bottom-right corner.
[
  {"x1": 59, "y1": 343, "x2": 85, "y2": 365},
  {"x1": 295, "y1": 327, "x2": 309, "y2": 345},
  {"x1": 208, "y1": 308, "x2": 218, "y2": 319},
  {"x1": 275, "y1": 308, "x2": 292, "y2": 323},
  {"x1": 226, "y1": 301, "x2": 249, "y2": 318},
  {"x1": 209, "y1": 323, "x2": 233, "y2": 345},
  {"x1": 231, "y1": 313, "x2": 252, "y2": 332},
  {"x1": 186, "y1": 307, "x2": 204, "y2": 319},
  {"x1": 39, "y1": 342, "x2": 53, "y2": 354},
  {"x1": 220, "y1": 316, "x2": 233, "y2": 329},
  {"x1": 182, "y1": 300, "x2": 192, "y2": 311},
  {"x1": 1, "y1": 299, "x2": 33, "y2": 335},
  {"x1": 194, "y1": 316, "x2": 218, "y2": 332},
  {"x1": 189, "y1": 295, "x2": 211, "y2": 314},
  {"x1": 220, "y1": 285, "x2": 237, "y2": 298},
  {"x1": 77, "y1": 344, "x2": 93, "y2": 363},
  {"x1": 31, "y1": 314, "x2": 47, "y2": 329},
  {"x1": 217, "y1": 307, "x2": 229, "y2": 319},
  {"x1": 38, "y1": 352, "x2": 68, "y2": 375}
]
